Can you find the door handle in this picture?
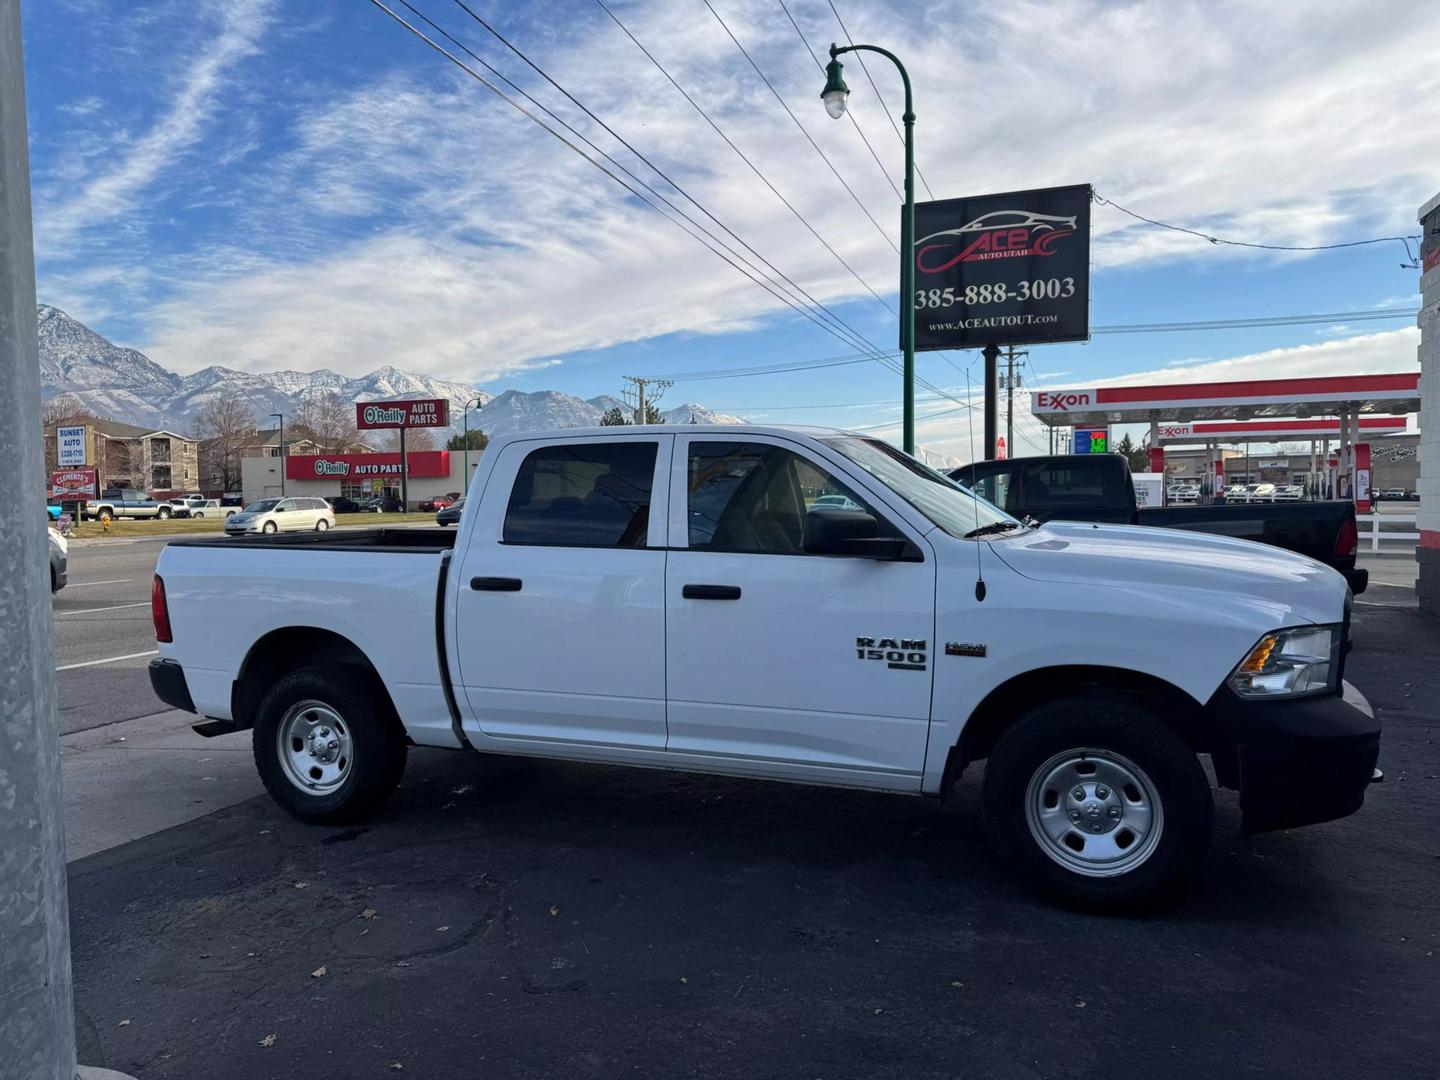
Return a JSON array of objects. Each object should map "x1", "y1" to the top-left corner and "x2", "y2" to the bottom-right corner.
[
  {"x1": 682, "y1": 584, "x2": 741, "y2": 600},
  {"x1": 470, "y1": 576, "x2": 522, "y2": 592}
]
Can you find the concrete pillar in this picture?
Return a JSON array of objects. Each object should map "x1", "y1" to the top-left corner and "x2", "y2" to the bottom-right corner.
[
  {"x1": 0, "y1": 1, "x2": 78, "y2": 1075},
  {"x1": 1418, "y1": 190, "x2": 1440, "y2": 614}
]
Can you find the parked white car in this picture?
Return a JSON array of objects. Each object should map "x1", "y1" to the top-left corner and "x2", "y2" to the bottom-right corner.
[
  {"x1": 152, "y1": 425, "x2": 1379, "y2": 910},
  {"x1": 224, "y1": 496, "x2": 335, "y2": 535}
]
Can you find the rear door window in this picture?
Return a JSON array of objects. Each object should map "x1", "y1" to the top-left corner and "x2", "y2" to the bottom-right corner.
[{"x1": 504, "y1": 442, "x2": 657, "y2": 547}]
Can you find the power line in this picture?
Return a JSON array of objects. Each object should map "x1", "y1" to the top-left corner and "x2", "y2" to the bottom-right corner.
[
  {"x1": 594, "y1": 0, "x2": 895, "y2": 316},
  {"x1": 366, "y1": 1, "x2": 903, "y2": 369},
  {"x1": 644, "y1": 307, "x2": 1419, "y2": 382},
  {"x1": 774, "y1": 0, "x2": 900, "y2": 202},
  {"x1": 587, "y1": 0, "x2": 979, "y2": 418},
  {"x1": 702, "y1": 0, "x2": 898, "y2": 254},
  {"x1": 1094, "y1": 192, "x2": 1422, "y2": 255},
  {"x1": 1094, "y1": 308, "x2": 1418, "y2": 334},
  {"x1": 433, "y1": 0, "x2": 898, "y2": 364},
  {"x1": 826, "y1": 0, "x2": 935, "y2": 201}
]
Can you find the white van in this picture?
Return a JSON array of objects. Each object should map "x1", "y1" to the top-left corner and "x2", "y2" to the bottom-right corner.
[{"x1": 224, "y1": 496, "x2": 335, "y2": 535}]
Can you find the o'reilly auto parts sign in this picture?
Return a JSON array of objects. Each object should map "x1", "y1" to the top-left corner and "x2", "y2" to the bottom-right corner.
[
  {"x1": 912, "y1": 184, "x2": 1091, "y2": 349},
  {"x1": 355, "y1": 398, "x2": 450, "y2": 430}
]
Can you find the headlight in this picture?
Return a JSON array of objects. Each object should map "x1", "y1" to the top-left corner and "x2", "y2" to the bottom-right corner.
[{"x1": 1228, "y1": 624, "x2": 1341, "y2": 699}]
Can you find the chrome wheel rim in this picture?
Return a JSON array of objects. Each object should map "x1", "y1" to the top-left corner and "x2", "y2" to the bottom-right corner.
[
  {"x1": 276, "y1": 700, "x2": 353, "y2": 796},
  {"x1": 1024, "y1": 748, "x2": 1163, "y2": 878},
  {"x1": 316, "y1": 519, "x2": 329, "y2": 531}
]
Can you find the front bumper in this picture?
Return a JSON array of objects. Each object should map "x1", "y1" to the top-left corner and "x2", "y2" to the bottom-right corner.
[{"x1": 1208, "y1": 680, "x2": 1381, "y2": 834}]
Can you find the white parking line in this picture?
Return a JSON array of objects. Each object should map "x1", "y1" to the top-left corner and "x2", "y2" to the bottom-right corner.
[
  {"x1": 56, "y1": 601, "x2": 151, "y2": 615},
  {"x1": 65, "y1": 578, "x2": 134, "y2": 588},
  {"x1": 56, "y1": 649, "x2": 159, "y2": 671}
]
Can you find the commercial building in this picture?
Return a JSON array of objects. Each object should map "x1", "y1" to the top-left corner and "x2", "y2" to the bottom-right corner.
[
  {"x1": 44, "y1": 419, "x2": 199, "y2": 496},
  {"x1": 240, "y1": 448, "x2": 466, "y2": 508}
]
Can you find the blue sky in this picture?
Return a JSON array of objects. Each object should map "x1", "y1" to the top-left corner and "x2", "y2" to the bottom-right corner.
[{"x1": 22, "y1": 0, "x2": 1437, "y2": 458}]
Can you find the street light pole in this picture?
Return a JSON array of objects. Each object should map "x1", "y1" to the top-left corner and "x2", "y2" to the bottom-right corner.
[
  {"x1": 461, "y1": 395, "x2": 483, "y2": 489},
  {"x1": 823, "y1": 42, "x2": 916, "y2": 455},
  {"x1": 270, "y1": 412, "x2": 285, "y2": 495}
]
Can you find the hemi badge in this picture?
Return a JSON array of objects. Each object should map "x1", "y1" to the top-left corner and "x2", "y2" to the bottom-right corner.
[{"x1": 945, "y1": 642, "x2": 987, "y2": 658}]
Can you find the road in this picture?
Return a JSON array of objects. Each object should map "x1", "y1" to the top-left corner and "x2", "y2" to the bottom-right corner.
[
  {"x1": 53, "y1": 536, "x2": 170, "y2": 735},
  {"x1": 65, "y1": 599, "x2": 1439, "y2": 1080}
]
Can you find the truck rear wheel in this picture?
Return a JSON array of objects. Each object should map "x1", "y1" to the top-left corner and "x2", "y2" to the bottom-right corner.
[
  {"x1": 253, "y1": 667, "x2": 407, "y2": 825},
  {"x1": 982, "y1": 697, "x2": 1213, "y2": 911}
]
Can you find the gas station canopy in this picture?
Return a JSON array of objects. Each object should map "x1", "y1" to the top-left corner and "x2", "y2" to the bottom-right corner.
[
  {"x1": 1030, "y1": 373, "x2": 1421, "y2": 428},
  {"x1": 1153, "y1": 416, "x2": 1409, "y2": 444}
]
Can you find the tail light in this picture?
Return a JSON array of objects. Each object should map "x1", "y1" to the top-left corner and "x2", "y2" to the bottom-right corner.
[
  {"x1": 152, "y1": 574, "x2": 173, "y2": 643},
  {"x1": 1334, "y1": 518, "x2": 1358, "y2": 558}
]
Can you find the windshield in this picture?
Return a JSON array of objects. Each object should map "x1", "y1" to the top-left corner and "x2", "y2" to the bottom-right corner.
[
  {"x1": 245, "y1": 500, "x2": 279, "y2": 513},
  {"x1": 822, "y1": 436, "x2": 1018, "y2": 539}
]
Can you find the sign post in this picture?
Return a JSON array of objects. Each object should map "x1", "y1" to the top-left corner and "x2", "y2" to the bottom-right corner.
[
  {"x1": 355, "y1": 398, "x2": 450, "y2": 511},
  {"x1": 912, "y1": 184, "x2": 1091, "y2": 459}
]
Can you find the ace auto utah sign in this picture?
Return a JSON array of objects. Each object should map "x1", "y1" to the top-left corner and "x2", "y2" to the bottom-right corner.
[
  {"x1": 355, "y1": 398, "x2": 450, "y2": 430},
  {"x1": 912, "y1": 184, "x2": 1091, "y2": 349}
]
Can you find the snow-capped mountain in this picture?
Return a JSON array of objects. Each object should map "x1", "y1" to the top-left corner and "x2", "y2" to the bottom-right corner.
[{"x1": 36, "y1": 305, "x2": 742, "y2": 437}]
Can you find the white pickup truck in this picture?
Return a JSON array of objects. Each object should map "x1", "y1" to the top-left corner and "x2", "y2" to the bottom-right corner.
[{"x1": 149, "y1": 426, "x2": 1380, "y2": 909}]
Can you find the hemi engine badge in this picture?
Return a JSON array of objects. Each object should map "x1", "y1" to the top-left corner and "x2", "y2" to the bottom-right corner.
[{"x1": 945, "y1": 642, "x2": 987, "y2": 658}]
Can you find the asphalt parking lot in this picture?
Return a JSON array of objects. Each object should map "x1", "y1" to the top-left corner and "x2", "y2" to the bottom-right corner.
[{"x1": 65, "y1": 585, "x2": 1438, "y2": 1080}]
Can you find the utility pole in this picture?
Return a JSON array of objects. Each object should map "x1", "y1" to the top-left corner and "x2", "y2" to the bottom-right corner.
[
  {"x1": 0, "y1": 1, "x2": 79, "y2": 1074},
  {"x1": 1002, "y1": 346, "x2": 1027, "y2": 456},
  {"x1": 622, "y1": 376, "x2": 671, "y2": 425}
]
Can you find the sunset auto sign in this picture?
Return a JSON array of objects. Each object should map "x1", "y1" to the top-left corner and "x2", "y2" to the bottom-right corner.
[
  {"x1": 912, "y1": 184, "x2": 1091, "y2": 349},
  {"x1": 354, "y1": 398, "x2": 450, "y2": 429}
]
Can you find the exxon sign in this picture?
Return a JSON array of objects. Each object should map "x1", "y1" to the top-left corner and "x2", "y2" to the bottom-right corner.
[
  {"x1": 354, "y1": 398, "x2": 451, "y2": 430},
  {"x1": 1031, "y1": 389, "x2": 1096, "y2": 414}
]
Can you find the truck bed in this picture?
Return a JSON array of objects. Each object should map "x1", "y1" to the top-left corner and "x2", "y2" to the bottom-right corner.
[{"x1": 167, "y1": 527, "x2": 458, "y2": 553}]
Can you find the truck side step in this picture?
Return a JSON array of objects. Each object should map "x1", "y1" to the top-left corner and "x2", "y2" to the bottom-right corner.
[{"x1": 192, "y1": 717, "x2": 252, "y2": 738}]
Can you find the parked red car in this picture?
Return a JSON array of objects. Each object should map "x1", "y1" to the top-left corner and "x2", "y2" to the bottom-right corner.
[{"x1": 418, "y1": 492, "x2": 461, "y2": 512}]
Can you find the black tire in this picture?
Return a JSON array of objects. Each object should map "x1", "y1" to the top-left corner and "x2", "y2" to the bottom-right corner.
[
  {"x1": 252, "y1": 667, "x2": 407, "y2": 824},
  {"x1": 262, "y1": 520, "x2": 278, "y2": 534},
  {"x1": 982, "y1": 696, "x2": 1213, "y2": 912},
  {"x1": 315, "y1": 518, "x2": 329, "y2": 532},
  {"x1": 157, "y1": 506, "x2": 171, "y2": 519}
]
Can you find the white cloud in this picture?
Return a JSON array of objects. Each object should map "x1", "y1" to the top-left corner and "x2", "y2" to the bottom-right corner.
[
  {"x1": 35, "y1": 0, "x2": 273, "y2": 254},
  {"x1": 34, "y1": 0, "x2": 1440, "y2": 382}
]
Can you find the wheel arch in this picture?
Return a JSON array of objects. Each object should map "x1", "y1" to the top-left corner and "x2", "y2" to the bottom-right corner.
[
  {"x1": 232, "y1": 626, "x2": 400, "y2": 734},
  {"x1": 944, "y1": 665, "x2": 1224, "y2": 793}
]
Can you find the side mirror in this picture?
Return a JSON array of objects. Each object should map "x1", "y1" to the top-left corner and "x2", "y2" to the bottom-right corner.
[{"x1": 803, "y1": 508, "x2": 915, "y2": 560}]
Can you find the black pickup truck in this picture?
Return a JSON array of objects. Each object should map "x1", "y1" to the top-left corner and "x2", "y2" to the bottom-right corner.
[{"x1": 950, "y1": 454, "x2": 1366, "y2": 594}]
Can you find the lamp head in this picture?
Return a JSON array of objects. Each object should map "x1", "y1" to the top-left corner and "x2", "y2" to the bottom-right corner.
[{"x1": 821, "y1": 53, "x2": 849, "y2": 119}]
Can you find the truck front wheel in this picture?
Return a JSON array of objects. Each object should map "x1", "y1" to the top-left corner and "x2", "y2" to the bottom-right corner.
[
  {"x1": 982, "y1": 697, "x2": 1213, "y2": 911},
  {"x1": 253, "y1": 667, "x2": 407, "y2": 825}
]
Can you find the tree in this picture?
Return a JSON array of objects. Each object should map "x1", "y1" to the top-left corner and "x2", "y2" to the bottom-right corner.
[
  {"x1": 600, "y1": 403, "x2": 661, "y2": 425},
  {"x1": 293, "y1": 390, "x2": 358, "y2": 453},
  {"x1": 192, "y1": 388, "x2": 257, "y2": 493},
  {"x1": 446, "y1": 429, "x2": 489, "y2": 452},
  {"x1": 375, "y1": 426, "x2": 435, "y2": 452},
  {"x1": 1115, "y1": 433, "x2": 1149, "y2": 473}
]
